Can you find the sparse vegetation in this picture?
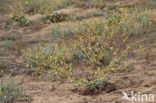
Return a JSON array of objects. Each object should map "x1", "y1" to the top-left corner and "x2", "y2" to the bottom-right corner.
[
  {"x1": 0, "y1": 76, "x2": 25, "y2": 103},
  {"x1": 0, "y1": 0, "x2": 156, "y2": 102},
  {"x1": 0, "y1": 33, "x2": 22, "y2": 41},
  {"x1": 42, "y1": 13, "x2": 70, "y2": 23},
  {"x1": 21, "y1": 7, "x2": 151, "y2": 93},
  {"x1": 93, "y1": 0, "x2": 107, "y2": 10},
  {"x1": 9, "y1": 0, "x2": 74, "y2": 15},
  {"x1": 5, "y1": 15, "x2": 29, "y2": 29},
  {"x1": 141, "y1": 0, "x2": 156, "y2": 9},
  {"x1": 0, "y1": 58, "x2": 12, "y2": 70},
  {"x1": 0, "y1": 40, "x2": 16, "y2": 50},
  {"x1": 50, "y1": 17, "x2": 105, "y2": 38}
]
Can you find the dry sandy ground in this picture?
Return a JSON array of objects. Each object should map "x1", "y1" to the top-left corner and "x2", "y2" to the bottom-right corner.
[
  {"x1": 0, "y1": 0, "x2": 155, "y2": 103},
  {"x1": 12, "y1": 47, "x2": 156, "y2": 103}
]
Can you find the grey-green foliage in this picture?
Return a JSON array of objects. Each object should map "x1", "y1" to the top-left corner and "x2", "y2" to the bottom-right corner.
[
  {"x1": 0, "y1": 58, "x2": 12, "y2": 70},
  {"x1": 142, "y1": 0, "x2": 156, "y2": 9},
  {"x1": 0, "y1": 77, "x2": 24, "y2": 103},
  {"x1": 51, "y1": 23, "x2": 86, "y2": 38},
  {"x1": 51, "y1": 19, "x2": 104, "y2": 38},
  {"x1": 88, "y1": 79, "x2": 107, "y2": 90},
  {"x1": 0, "y1": 40, "x2": 16, "y2": 50}
]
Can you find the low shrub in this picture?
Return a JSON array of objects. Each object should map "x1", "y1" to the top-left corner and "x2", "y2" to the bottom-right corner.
[
  {"x1": 22, "y1": 43, "x2": 76, "y2": 71},
  {"x1": 142, "y1": 0, "x2": 156, "y2": 9},
  {"x1": 93, "y1": 0, "x2": 107, "y2": 10},
  {"x1": 5, "y1": 15, "x2": 29, "y2": 29},
  {"x1": 10, "y1": 0, "x2": 74, "y2": 15},
  {"x1": 50, "y1": 17, "x2": 105, "y2": 38},
  {"x1": 0, "y1": 58, "x2": 12, "y2": 71},
  {"x1": 42, "y1": 13, "x2": 70, "y2": 23},
  {"x1": 21, "y1": 8, "x2": 151, "y2": 93},
  {"x1": 0, "y1": 76, "x2": 24, "y2": 103},
  {"x1": 0, "y1": 40, "x2": 16, "y2": 50}
]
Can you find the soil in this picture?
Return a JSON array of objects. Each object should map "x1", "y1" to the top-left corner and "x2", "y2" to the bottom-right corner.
[
  {"x1": 13, "y1": 47, "x2": 156, "y2": 103},
  {"x1": 0, "y1": 0, "x2": 156, "y2": 103}
]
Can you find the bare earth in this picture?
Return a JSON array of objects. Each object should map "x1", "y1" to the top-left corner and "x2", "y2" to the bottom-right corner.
[
  {"x1": 13, "y1": 47, "x2": 156, "y2": 103},
  {"x1": 0, "y1": 0, "x2": 156, "y2": 103}
]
